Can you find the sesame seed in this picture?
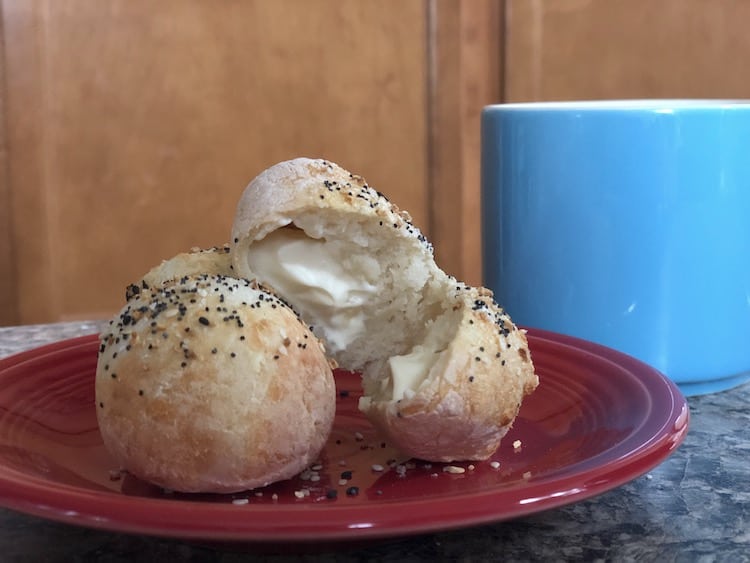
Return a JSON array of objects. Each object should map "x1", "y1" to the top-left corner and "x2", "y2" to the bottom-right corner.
[{"x1": 346, "y1": 486, "x2": 359, "y2": 496}]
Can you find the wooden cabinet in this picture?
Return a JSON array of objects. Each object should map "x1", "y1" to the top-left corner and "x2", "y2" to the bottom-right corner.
[
  {"x1": 0, "y1": 0, "x2": 499, "y2": 325},
  {"x1": 2, "y1": 0, "x2": 749, "y2": 325},
  {"x1": 504, "y1": 0, "x2": 750, "y2": 101}
]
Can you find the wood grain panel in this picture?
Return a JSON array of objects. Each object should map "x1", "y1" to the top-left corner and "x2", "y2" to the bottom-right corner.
[
  {"x1": 428, "y1": 0, "x2": 502, "y2": 286},
  {"x1": 505, "y1": 0, "x2": 750, "y2": 101},
  {"x1": 2, "y1": 0, "x2": 427, "y2": 324},
  {"x1": 1, "y1": 1, "x2": 54, "y2": 326},
  {"x1": 0, "y1": 12, "x2": 17, "y2": 325}
]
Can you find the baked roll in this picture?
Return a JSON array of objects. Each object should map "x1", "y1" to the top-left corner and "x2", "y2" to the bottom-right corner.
[
  {"x1": 230, "y1": 158, "x2": 538, "y2": 461},
  {"x1": 125, "y1": 245, "x2": 234, "y2": 301},
  {"x1": 96, "y1": 273, "x2": 335, "y2": 493}
]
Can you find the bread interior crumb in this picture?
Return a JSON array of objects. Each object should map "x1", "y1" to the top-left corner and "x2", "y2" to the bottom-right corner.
[{"x1": 242, "y1": 211, "x2": 452, "y2": 374}]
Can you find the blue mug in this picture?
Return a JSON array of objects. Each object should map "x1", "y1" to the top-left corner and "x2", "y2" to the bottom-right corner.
[{"x1": 481, "y1": 100, "x2": 750, "y2": 396}]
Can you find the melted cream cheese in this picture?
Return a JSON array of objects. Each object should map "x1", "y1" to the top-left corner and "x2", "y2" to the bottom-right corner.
[
  {"x1": 387, "y1": 346, "x2": 438, "y2": 401},
  {"x1": 246, "y1": 229, "x2": 378, "y2": 352}
]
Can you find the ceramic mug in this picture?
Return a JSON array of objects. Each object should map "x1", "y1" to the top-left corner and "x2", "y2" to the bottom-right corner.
[{"x1": 481, "y1": 100, "x2": 750, "y2": 396}]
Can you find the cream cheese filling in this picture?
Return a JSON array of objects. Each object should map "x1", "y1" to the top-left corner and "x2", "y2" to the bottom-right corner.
[
  {"x1": 358, "y1": 345, "x2": 442, "y2": 412},
  {"x1": 387, "y1": 346, "x2": 438, "y2": 401},
  {"x1": 245, "y1": 228, "x2": 379, "y2": 353}
]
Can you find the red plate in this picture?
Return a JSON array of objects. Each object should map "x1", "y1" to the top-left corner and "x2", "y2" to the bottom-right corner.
[{"x1": 0, "y1": 329, "x2": 688, "y2": 544}]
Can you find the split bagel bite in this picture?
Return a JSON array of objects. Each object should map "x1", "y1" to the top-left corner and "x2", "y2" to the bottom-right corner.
[{"x1": 230, "y1": 157, "x2": 538, "y2": 462}]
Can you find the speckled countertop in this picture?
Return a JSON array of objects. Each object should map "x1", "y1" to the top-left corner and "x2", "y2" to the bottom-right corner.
[{"x1": 0, "y1": 321, "x2": 748, "y2": 562}]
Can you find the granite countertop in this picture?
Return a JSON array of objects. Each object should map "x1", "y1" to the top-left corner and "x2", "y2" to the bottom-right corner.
[{"x1": 0, "y1": 321, "x2": 748, "y2": 562}]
